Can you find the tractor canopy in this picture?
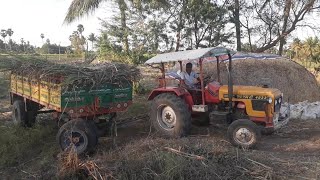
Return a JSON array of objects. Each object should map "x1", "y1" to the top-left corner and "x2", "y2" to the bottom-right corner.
[{"x1": 145, "y1": 47, "x2": 236, "y2": 64}]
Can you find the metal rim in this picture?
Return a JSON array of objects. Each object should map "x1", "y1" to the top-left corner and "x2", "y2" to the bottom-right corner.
[
  {"x1": 233, "y1": 127, "x2": 255, "y2": 146},
  {"x1": 61, "y1": 128, "x2": 88, "y2": 153},
  {"x1": 156, "y1": 104, "x2": 177, "y2": 130}
]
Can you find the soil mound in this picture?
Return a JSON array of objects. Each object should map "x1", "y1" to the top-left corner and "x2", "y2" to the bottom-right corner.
[{"x1": 204, "y1": 58, "x2": 320, "y2": 103}]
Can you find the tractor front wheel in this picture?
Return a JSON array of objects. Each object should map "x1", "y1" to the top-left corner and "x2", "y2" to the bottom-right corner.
[
  {"x1": 57, "y1": 119, "x2": 98, "y2": 154},
  {"x1": 150, "y1": 93, "x2": 191, "y2": 138},
  {"x1": 227, "y1": 119, "x2": 261, "y2": 148}
]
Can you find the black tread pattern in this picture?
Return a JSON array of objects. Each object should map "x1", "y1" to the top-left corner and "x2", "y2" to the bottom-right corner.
[
  {"x1": 57, "y1": 119, "x2": 98, "y2": 154},
  {"x1": 150, "y1": 93, "x2": 191, "y2": 138},
  {"x1": 12, "y1": 100, "x2": 27, "y2": 127},
  {"x1": 227, "y1": 119, "x2": 261, "y2": 149}
]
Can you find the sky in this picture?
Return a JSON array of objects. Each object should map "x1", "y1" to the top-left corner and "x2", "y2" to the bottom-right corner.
[
  {"x1": 0, "y1": 0, "x2": 114, "y2": 47},
  {"x1": 0, "y1": 0, "x2": 319, "y2": 49}
]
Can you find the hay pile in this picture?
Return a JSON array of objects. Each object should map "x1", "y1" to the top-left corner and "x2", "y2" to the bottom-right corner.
[
  {"x1": 0, "y1": 57, "x2": 140, "y2": 89},
  {"x1": 203, "y1": 58, "x2": 320, "y2": 103}
]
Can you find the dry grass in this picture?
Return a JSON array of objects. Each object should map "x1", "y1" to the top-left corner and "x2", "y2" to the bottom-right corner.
[
  {"x1": 58, "y1": 145, "x2": 113, "y2": 180},
  {"x1": 90, "y1": 137, "x2": 278, "y2": 180}
]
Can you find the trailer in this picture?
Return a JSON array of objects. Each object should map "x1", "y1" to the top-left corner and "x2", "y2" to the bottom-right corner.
[{"x1": 10, "y1": 70, "x2": 133, "y2": 154}]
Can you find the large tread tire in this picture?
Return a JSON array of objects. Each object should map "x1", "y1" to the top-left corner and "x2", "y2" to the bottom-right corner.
[
  {"x1": 26, "y1": 101, "x2": 39, "y2": 127},
  {"x1": 57, "y1": 119, "x2": 98, "y2": 154},
  {"x1": 227, "y1": 119, "x2": 261, "y2": 149},
  {"x1": 12, "y1": 100, "x2": 28, "y2": 127},
  {"x1": 150, "y1": 93, "x2": 191, "y2": 138}
]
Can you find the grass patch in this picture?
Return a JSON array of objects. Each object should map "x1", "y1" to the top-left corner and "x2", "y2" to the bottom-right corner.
[
  {"x1": 0, "y1": 122, "x2": 59, "y2": 169},
  {"x1": 118, "y1": 95, "x2": 149, "y2": 118}
]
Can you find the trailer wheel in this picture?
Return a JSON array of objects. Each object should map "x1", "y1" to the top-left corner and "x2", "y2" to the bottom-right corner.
[
  {"x1": 227, "y1": 119, "x2": 261, "y2": 149},
  {"x1": 12, "y1": 100, "x2": 27, "y2": 127},
  {"x1": 26, "y1": 101, "x2": 39, "y2": 127},
  {"x1": 57, "y1": 119, "x2": 98, "y2": 154},
  {"x1": 150, "y1": 93, "x2": 191, "y2": 138}
]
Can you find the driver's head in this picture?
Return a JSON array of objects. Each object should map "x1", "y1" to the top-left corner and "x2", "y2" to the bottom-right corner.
[{"x1": 186, "y1": 63, "x2": 192, "y2": 74}]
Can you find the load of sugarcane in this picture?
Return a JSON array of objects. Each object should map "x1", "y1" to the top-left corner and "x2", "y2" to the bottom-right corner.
[{"x1": 0, "y1": 57, "x2": 140, "y2": 90}]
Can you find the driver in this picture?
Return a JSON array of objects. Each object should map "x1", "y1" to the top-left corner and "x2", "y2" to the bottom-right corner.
[{"x1": 180, "y1": 62, "x2": 200, "y2": 89}]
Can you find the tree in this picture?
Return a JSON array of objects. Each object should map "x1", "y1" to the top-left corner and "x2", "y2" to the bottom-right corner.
[
  {"x1": 64, "y1": 0, "x2": 169, "y2": 54},
  {"x1": 0, "y1": 29, "x2": 7, "y2": 50},
  {"x1": 183, "y1": 0, "x2": 231, "y2": 49},
  {"x1": 77, "y1": 24, "x2": 84, "y2": 37},
  {"x1": 6, "y1": 28, "x2": 13, "y2": 51},
  {"x1": 69, "y1": 30, "x2": 85, "y2": 54},
  {"x1": 40, "y1": 33, "x2": 45, "y2": 44},
  {"x1": 247, "y1": 0, "x2": 320, "y2": 54},
  {"x1": 228, "y1": 0, "x2": 242, "y2": 51},
  {"x1": 88, "y1": 33, "x2": 97, "y2": 50},
  {"x1": 20, "y1": 38, "x2": 25, "y2": 52}
]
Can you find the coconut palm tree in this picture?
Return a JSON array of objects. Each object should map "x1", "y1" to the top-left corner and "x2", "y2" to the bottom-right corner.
[
  {"x1": 0, "y1": 29, "x2": 7, "y2": 50},
  {"x1": 77, "y1": 24, "x2": 84, "y2": 37},
  {"x1": 6, "y1": 28, "x2": 13, "y2": 51},
  {"x1": 40, "y1": 33, "x2": 45, "y2": 44},
  {"x1": 64, "y1": 0, "x2": 169, "y2": 54},
  {"x1": 88, "y1": 33, "x2": 96, "y2": 50},
  {"x1": 300, "y1": 37, "x2": 319, "y2": 67},
  {"x1": 20, "y1": 38, "x2": 25, "y2": 52}
]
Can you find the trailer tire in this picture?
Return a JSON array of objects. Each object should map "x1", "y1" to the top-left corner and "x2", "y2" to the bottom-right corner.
[
  {"x1": 150, "y1": 93, "x2": 191, "y2": 138},
  {"x1": 57, "y1": 119, "x2": 98, "y2": 154},
  {"x1": 227, "y1": 119, "x2": 261, "y2": 149},
  {"x1": 12, "y1": 100, "x2": 27, "y2": 127}
]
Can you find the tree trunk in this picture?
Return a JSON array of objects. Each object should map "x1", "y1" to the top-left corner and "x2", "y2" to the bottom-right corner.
[
  {"x1": 278, "y1": 0, "x2": 292, "y2": 55},
  {"x1": 118, "y1": 0, "x2": 129, "y2": 54},
  {"x1": 248, "y1": 29, "x2": 253, "y2": 52},
  {"x1": 175, "y1": 13, "x2": 184, "y2": 51},
  {"x1": 234, "y1": 0, "x2": 241, "y2": 51}
]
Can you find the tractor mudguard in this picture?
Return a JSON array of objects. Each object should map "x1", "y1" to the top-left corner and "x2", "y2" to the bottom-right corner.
[{"x1": 148, "y1": 88, "x2": 194, "y2": 110}]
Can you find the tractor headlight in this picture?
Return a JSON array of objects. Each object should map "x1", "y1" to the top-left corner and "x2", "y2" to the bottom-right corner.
[{"x1": 268, "y1": 97, "x2": 273, "y2": 104}]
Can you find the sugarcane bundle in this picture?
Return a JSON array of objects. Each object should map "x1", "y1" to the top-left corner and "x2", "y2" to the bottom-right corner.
[{"x1": 0, "y1": 57, "x2": 140, "y2": 90}]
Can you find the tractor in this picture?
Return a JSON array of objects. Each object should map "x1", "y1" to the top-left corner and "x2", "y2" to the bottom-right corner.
[{"x1": 145, "y1": 47, "x2": 289, "y2": 148}]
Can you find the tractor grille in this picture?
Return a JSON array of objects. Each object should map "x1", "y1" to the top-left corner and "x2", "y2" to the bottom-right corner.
[{"x1": 251, "y1": 100, "x2": 266, "y2": 111}]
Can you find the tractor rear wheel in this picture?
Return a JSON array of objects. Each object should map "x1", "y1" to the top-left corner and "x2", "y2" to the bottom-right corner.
[
  {"x1": 12, "y1": 100, "x2": 27, "y2": 127},
  {"x1": 57, "y1": 119, "x2": 98, "y2": 154},
  {"x1": 227, "y1": 119, "x2": 261, "y2": 149},
  {"x1": 150, "y1": 93, "x2": 191, "y2": 138}
]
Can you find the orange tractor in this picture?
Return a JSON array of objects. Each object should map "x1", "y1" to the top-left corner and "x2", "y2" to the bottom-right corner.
[{"x1": 145, "y1": 47, "x2": 289, "y2": 148}]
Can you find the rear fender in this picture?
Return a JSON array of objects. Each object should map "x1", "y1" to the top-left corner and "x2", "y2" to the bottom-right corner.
[{"x1": 148, "y1": 88, "x2": 194, "y2": 110}]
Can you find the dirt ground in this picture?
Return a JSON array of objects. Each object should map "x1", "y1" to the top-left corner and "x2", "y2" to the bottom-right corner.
[
  {"x1": 1, "y1": 94, "x2": 320, "y2": 179},
  {"x1": 0, "y1": 65, "x2": 320, "y2": 179}
]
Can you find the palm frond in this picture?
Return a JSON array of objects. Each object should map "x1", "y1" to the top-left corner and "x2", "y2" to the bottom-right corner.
[{"x1": 64, "y1": 0, "x2": 104, "y2": 24}]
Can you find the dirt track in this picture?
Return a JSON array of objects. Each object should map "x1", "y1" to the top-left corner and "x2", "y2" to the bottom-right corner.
[
  {"x1": 1, "y1": 95, "x2": 320, "y2": 179},
  {"x1": 112, "y1": 116, "x2": 320, "y2": 179}
]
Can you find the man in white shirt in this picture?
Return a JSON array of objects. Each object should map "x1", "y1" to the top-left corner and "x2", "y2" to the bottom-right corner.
[{"x1": 180, "y1": 62, "x2": 200, "y2": 89}]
